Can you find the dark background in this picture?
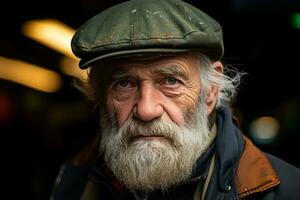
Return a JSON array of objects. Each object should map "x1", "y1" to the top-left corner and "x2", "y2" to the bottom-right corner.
[{"x1": 0, "y1": 0, "x2": 299, "y2": 199}]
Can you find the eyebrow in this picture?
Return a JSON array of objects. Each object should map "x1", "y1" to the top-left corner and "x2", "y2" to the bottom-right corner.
[
  {"x1": 111, "y1": 69, "x2": 130, "y2": 79},
  {"x1": 154, "y1": 65, "x2": 188, "y2": 79}
]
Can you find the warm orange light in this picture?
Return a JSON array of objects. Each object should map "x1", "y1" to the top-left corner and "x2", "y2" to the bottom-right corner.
[
  {"x1": 21, "y1": 19, "x2": 79, "y2": 60},
  {"x1": 0, "y1": 57, "x2": 62, "y2": 93},
  {"x1": 249, "y1": 116, "x2": 280, "y2": 143},
  {"x1": 60, "y1": 57, "x2": 88, "y2": 80}
]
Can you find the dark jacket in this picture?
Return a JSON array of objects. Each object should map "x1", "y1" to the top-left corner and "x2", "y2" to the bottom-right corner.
[{"x1": 51, "y1": 107, "x2": 300, "y2": 200}]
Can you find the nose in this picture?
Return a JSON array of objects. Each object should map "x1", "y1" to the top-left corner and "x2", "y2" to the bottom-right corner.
[{"x1": 134, "y1": 83, "x2": 164, "y2": 122}]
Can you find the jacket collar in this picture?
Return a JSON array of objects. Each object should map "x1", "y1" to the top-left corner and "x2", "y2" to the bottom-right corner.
[
  {"x1": 236, "y1": 137, "x2": 280, "y2": 198},
  {"x1": 215, "y1": 106, "x2": 245, "y2": 193},
  {"x1": 204, "y1": 106, "x2": 280, "y2": 200}
]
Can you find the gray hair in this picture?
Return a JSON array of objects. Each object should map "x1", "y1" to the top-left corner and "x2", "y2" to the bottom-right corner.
[{"x1": 197, "y1": 53, "x2": 244, "y2": 107}]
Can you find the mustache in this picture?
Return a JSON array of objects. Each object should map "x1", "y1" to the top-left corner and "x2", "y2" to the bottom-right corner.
[{"x1": 120, "y1": 118, "x2": 182, "y2": 144}]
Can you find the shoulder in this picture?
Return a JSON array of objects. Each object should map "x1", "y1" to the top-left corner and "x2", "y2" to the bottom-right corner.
[
  {"x1": 50, "y1": 163, "x2": 92, "y2": 200},
  {"x1": 266, "y1": 153, "x2": 300, "y2": 181},
  {"x1": 264, "y1": 153, "x2": 300, "y2": 199},
  {"x1": 236, "y1": 137, "x2": 300, "y2": 199}
]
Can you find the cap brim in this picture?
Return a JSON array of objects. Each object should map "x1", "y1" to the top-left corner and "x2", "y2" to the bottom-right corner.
[{"x1": 79, "y1": 48, "x2": 193, "y2": 69}]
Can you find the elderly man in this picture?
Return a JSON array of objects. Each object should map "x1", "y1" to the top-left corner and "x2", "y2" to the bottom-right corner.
[{"x1": 51, "y1": 0, "x2": 300, "y2": 199}]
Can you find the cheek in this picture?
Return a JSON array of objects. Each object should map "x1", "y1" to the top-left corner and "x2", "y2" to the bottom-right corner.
[
  {"x1": 164, "y1": 89, "x2": 200, "y2": 125},
  {"x1": 181, "y1": 88, "x2": 201, "y2": 109},
  {"x1": 162, "y1": 92, "x2": 199, "y2": 126},
  {"x1": 106, "y1": 95, "x2": 135, "y2": 127},
  {"x1": 163, "y1": 104, "x2": 185, "y2": 126}
]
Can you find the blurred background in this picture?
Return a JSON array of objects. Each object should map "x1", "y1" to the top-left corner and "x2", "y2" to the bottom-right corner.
[{"x1": 0, "y1": 0, "x2": 299, "y2": 199}]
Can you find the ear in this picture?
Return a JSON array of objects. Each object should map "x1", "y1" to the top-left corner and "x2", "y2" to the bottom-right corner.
[{"x1": 206, "y1": 61, "x2": 224, "y2": 115}]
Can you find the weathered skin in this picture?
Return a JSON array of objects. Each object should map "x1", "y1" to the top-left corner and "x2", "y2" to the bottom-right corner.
[{"x1": 104, "y1": 52, "x2": 223, "y2": 128}]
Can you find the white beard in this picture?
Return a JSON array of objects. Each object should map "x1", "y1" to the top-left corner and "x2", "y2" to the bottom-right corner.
[{"x1": 99, "y1": 100, "x2": 211, "y2": 192}]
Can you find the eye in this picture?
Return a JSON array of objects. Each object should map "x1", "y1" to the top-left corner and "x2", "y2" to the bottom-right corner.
[
  {"x1": 114, "y1": 79, "x2": 136, "y2": 89},
  {"x1": 118, "y1": 79, "x2": 130, "y2": 87},
  {"x1": 164, "y1": 77, "x2": 181, "y2": 86}
]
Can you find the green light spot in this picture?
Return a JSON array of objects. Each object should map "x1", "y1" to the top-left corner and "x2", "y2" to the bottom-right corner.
[{"x1": 292, "y1": 13, "x2": 300, "y2": 29}]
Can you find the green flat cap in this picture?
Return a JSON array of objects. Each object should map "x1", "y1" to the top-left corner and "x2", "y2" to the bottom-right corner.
[{"x1": 71, "y1": 0, "x2": 224, "y2": 69}]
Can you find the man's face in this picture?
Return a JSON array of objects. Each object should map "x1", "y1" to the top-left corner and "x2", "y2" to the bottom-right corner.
[
  {"x1": 105, "y1": 52, "x2": 202, "y2": 127},
  {"x1": 97, "y1": 52, "x2": 215, "y2": 192}
]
